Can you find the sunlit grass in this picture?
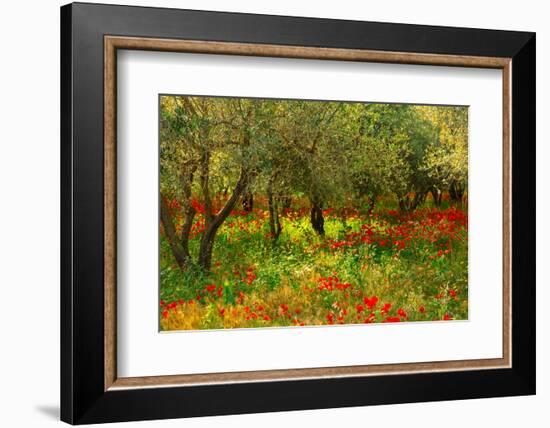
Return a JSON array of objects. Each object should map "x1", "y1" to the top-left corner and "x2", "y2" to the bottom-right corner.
[{"x1": 160, "y1": 203, "x2": 468, "y2": 331}]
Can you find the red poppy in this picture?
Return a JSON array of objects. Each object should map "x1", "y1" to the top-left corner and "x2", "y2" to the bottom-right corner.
[
  {"x1": 384, "y1": 317, "x2": 401, "y2": 323},
  {"x1": 443, "y1": 313, "x2": 453, "y2": 321},
  {"x1": 419, "y1": 305, "x2": 426, "y2": 313},
  {"x1": 237, "y1": 291, "x2": 245, "y2": 304},
  {"x1": 162, "y1": 310, "x2": 169, "y2": 319},
  {"x1": 356, "y1": 304, "x2": 364, "y2": 313},
  {"x1": 381, "y1": 303, "x2": 392, "y2": 314},
  {"x1": 364, "y1": 296, "x2": 379, "y2": 309},
  {"x1": 397, "y1": 308, "x2": 407, "y2": 318}
]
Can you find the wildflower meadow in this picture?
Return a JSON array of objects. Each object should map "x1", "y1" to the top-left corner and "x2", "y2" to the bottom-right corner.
[{"x1": 159, "y1": 96, "x2": 468, "y2": 331}]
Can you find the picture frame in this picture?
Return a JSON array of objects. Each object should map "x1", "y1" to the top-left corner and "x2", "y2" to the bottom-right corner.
[{"x1": 60, "y1": 2, "x2": 535, "y2": 424}]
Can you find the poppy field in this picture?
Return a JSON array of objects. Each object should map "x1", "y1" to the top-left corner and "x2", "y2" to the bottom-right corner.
[{"x1": 159, "y1": 95, "x2": 468, "y2": 331}]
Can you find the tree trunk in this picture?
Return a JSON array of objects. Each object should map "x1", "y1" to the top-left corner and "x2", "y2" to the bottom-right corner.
[
  {"x1": 449, "y1": 181, "x2": 465, "y2": 205},
  {"x1": 412, "y1": 191, "x2": 427, "y2": 210},
  {"x1": 430, "y1": 189, "x2": 443, "y2": 207},
  {"x1": 178, "y1": 166, "x2": 197, "y2": 263},
  {"x1": 280, "y1": 196, "x2": 292, "y2": 210},
  {"x1": 160, "y1": 196, "x2": 189, "y2": 269},
  {"x1": 310, "y1": 201, "x2": 325, "y2": 236},
  {"x1": 180, "y1": 204, "x2": 196, "y2": 258},
  {"x1": 199, "y1": 149, "x2": 214, "y2": 224},
  {"x1": 241, "y1": 191, "x2": 254, "y2": 213},
  {"x1": 198, "y1": 170, "x2": 248, "y2": 270},
  {"x1": 367, "y1": 196, "x2": 376, "y2": 214},
  {"x1": 267, "y1": 181, "x2": 282, "y2": 241},
  {"x1": 399, "y1": 190, "x2": 426, "y2": 212}
]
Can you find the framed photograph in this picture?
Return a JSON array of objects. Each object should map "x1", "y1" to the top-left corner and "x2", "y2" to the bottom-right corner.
[{"x1": 60, "y1": 2, "x2": 535, "y2": 424}]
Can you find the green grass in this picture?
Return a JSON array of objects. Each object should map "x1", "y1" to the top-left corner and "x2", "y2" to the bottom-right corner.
[{"x1": 159, "y1": 202, "x2": 468, "y2": 330}]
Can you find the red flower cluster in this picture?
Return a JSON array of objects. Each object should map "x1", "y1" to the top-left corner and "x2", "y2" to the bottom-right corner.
[
  {"x1": 190, "y1": 218, "x2": 205, "y2": 238},
  {"x1": 190, "y1": 198, "x2": 205, "y2": 214},
  {"x1": 329, "y1": 240, "x2": 355, "y2": 250},
  {"x1": 317, "y1": 275, "x2": 351, "y2": 292},
  {"x1": 313, "y1": 207, "x2": 468, "y2": 261},
  {"x1": 243, "y1": 266, "x2": 257, "y2": 285}
]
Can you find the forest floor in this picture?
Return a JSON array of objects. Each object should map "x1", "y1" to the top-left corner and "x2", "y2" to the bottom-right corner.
[{"x1": 159, "y1": 199, "x2": 468, "y2": 331}]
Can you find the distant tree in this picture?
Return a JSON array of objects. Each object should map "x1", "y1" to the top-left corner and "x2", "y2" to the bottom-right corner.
[
  {"x1": 352, "y1": 104, "x2": 433, "y2": 212},
  {"x1": 276, "y1": 100, "x2": 348, "y2": 235},
  {"x1": 419, "y1": 106, "x2": 468, "y2": 206}
]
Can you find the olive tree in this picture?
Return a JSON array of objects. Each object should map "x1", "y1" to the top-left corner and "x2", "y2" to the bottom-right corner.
[{"x1": 160, "y1": 96, "x2": 272, "y2": 271}]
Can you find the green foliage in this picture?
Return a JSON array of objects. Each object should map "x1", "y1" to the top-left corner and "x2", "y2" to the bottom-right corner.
[
  {"x1": 160, "y1": 96, "x2": 467, "y2": 215},
  {"x1": 158, "y1": 95, "x2": 469, "y2": 330}
]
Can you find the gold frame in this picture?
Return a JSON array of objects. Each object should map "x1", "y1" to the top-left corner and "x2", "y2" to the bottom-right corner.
[{"x1": 104, "y1": 36, "x2": 512, "y2": 391}]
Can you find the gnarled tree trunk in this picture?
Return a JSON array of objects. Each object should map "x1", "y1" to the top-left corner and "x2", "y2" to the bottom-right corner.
[
  {"x1": 198, "y1": 170, "x2": 249, "y2": 270},
  {"x1": 160, "y1": 166, "x2": 197, "y2": 270},
  {"x1": 160, "y1": 196, "x2": 196, "y2": 270},
  {"x1": 160, "y1": 197, "x2": 188, "y2": 269}
]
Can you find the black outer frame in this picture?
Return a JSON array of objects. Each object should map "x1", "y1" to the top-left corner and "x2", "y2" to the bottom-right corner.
[{"x1": 60, "y1": 2, "x2": 535, "y2": 424}]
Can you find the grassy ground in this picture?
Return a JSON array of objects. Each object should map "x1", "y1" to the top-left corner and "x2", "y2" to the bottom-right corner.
[{"x1": 159, "y1": 199, "x2": 468, "y2": 331}]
